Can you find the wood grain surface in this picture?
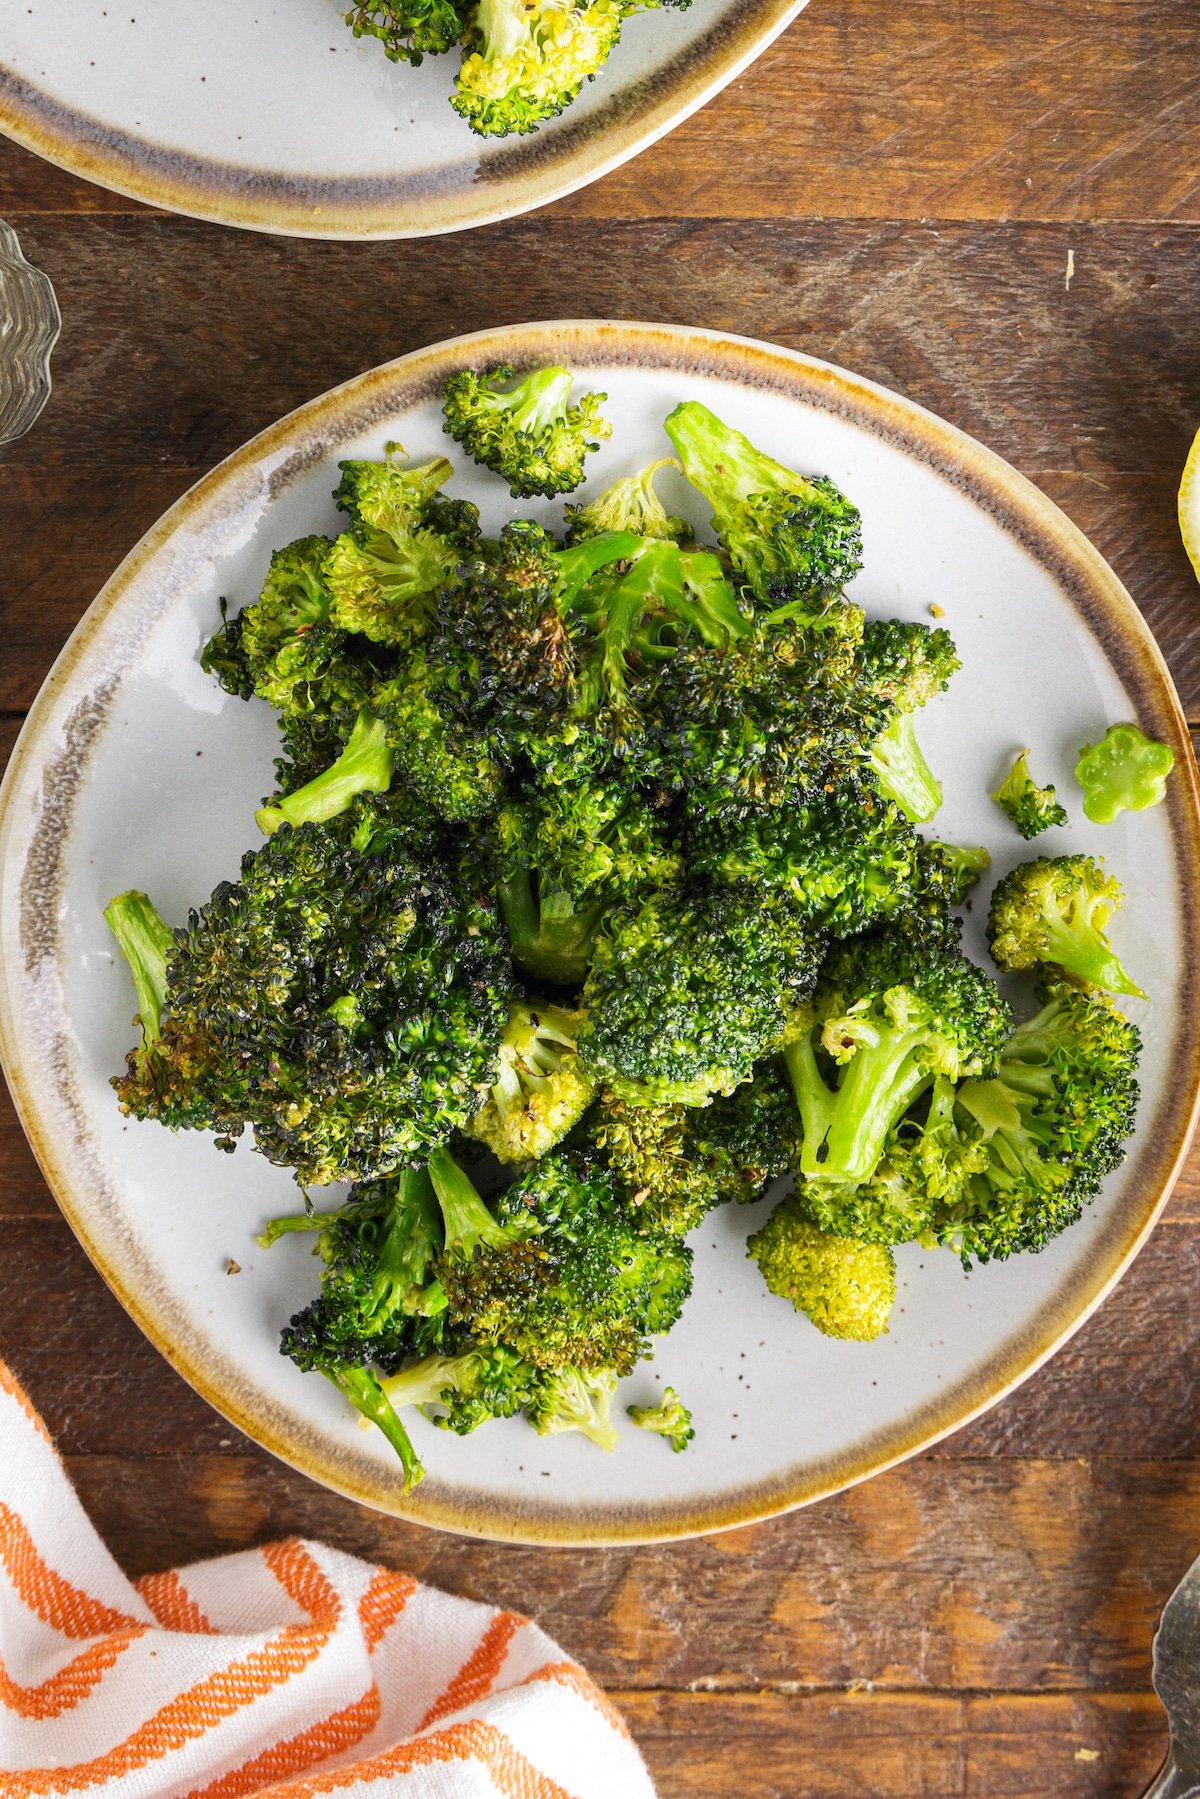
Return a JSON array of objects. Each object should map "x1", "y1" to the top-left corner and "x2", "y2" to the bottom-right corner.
[{"x1": 2, "y1": 3, "x2": 1200, "y2": 1792}]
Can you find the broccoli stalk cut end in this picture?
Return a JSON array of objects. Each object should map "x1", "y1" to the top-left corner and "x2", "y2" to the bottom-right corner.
[
  {"x1": 870, "y1": 711, "x2": 943, "y2": 824},
  {"x1": 257, "y1": 710, "x2": 395, "y2": 835},
  {"x1": 104, "y1": 890, "x2": 175, "y2": 1066}
]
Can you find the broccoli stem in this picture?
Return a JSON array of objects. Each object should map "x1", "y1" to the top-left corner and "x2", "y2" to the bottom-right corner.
[
  {"x1": 554, "y1": 531, "x2": 643, "y2": 609},
  {"x1": 427, "y1": 1147, "x2": 515, "y2": 1258},
  {"x1": 1036, "y1": 898, "x2": 1146, "y2": 999},
  {"x1": 665, "y1": 400, "x2": 810, "y2": 510},
  {"x1": 487, "y1": 365, "x2": 574, "y2": 429},
  {"x1": 380, "y1": 1350, "x2": 475, "y2": 1413},
  {"x1": 498, "y1": 867, "x2": 602, "y2": 985},
  {"x1": 325, "y1": 1364, "x2": 423, "y2": 1491},
  {"x1": 257, "y1": 710, "x2": 394, "y2": 835},
  {"x1": 103, "y1": 890, "x2": 175, "y2": 1052},
  {"x1": 786, "y1": 1025, "x2": 939, "y2": 1183},
  {"x1": 869, "y1": 712, "x2": 943, "y2": 823}
]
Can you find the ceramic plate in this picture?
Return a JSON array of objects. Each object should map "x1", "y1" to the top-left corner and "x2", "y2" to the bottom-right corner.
[
  {"x1": 0, "y1": 0, "x2": 804, "y2": 239},
  {"x1": 2, "y1": 321, "x2": 1198, "y2": 1545}
]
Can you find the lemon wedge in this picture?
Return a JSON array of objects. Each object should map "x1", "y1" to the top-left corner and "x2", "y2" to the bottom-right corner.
[{"x1": 1180, "y1": 424, "x2": 1200, "y2": 583}]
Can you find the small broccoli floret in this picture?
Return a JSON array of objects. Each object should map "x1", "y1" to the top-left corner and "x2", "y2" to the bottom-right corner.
[
  {"x1": 784, "y1": 929, "x2": 1010, "y2": 1185},
  {"x1": 466, "y1": 999, "x2": 595, "y2": 1163},
  {"x1": 580, "y1": 888, "x2": 821, "y2": 1107},
  {"x1": 627, "y1": 1385, "x2": 694, "y2": 1451},
  {"x1": 664, "y1": 400, "x2": 862, "y2": 614},
  {"x1": 104, "y1": 890, "x2": 175, "y2": 1081},
  {"x1": 987, "y1": 855, "x2": 1144, "y2": 999},
  {"x1": 991, "y1": 750, "x2": 1068, "y2": 839},
  {"x1": 748, "y1": 1194, "x2": 896, "y2": 1340},
  {"x1": 1075, "y1": 722, "x2": 1175, "y2": 824},
  {"x1": 590, "y1": 1063, "x2": 800, "y2": 1235},
  {"x1": 527, "y1": 1366, "x2": 620, "y2": 1449},
  {"x1": 380, "y1": 1340, "x2": 539, "y2": 1435},
  {"x1": 857, "y1": 620, "x2": 959, "y2": 824},
  {"x1": 431, "y1": 1151, "x2": 692, "y2": 1375},
  {"x1": 256, "y1": 710, "x2": 395, "y2": 834},
  {"x1": 344, "y1": 0, "x2": 466, "y2": 64},
  {"x1": 928, "y1": 842, "x2": 991, "y2": 905},
  {"x1": 938, "y1": 981, "x2": 1141, "y2": 1264},
  {"x1": 442, "y1": 364, "x2": 610, "y2": 494},
  {"x1": 371, "y1": 652, "x2": 504, "y2": 824},
  {"x1": 323, "y1": 454, "x2": 471, "y2": 644},
  {"x1": 564, "y1": 459, "x2": 693, "y2": 546}
]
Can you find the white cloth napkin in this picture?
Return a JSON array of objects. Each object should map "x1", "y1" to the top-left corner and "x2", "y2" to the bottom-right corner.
[{"x1": 0, "y1": 1361, "x2": 656, "y2": 1797}]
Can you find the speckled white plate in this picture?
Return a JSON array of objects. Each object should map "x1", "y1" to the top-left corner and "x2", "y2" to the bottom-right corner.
[
  {"x1": 0, "y1": 0, "x2": 804, "y2": 239},
  {"x1": 2, "y1": 321, "x2": 1198, "y2": 1544}
]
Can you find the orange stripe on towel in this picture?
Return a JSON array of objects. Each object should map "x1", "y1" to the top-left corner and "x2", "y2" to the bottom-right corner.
[
  {"x1": 0, "y1": 1503, "x2": 141, "y2": 1639},
  {"x1": 182, "y1": 1686, "x2": 382, "y2": 1799},
  {"x1": 417, "y1": 1610, "x2": 524, "y2": 1731},
  {"x1": 135, "y1": 1569, "x2": 218, "y2": 1635},
  {"x1": 0, "y1": 1628, "x2": 146, "y2": 1719},
  {"x1": 253, "y1": 1716, "x2": 576, "y2": 1799},
  {"x1": 358, "y1": 1568, "x2": 418, "y2": 1652}
]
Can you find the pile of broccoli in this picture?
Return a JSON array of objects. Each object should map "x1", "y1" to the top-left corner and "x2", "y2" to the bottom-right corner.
[
  {"x1": 105, "y1": 364, "x2": 1164, "y2": 1492},
  {"x1": 344, "y1": 0, "x2": 688, "y2": 139}
]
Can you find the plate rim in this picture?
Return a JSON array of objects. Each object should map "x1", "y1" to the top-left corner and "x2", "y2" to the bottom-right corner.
[
  {"x1": 3, "y1": 318, "x2": 1199, "y2": 1545},
  {"x1": 0, "y1": 0, "x2": 806, "y2": 240}
]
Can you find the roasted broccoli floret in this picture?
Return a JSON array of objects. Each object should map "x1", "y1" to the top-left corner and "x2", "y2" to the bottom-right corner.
[
  {"x1": 380, "y1": 1339, "x2": 540, "y2": 1435},
  {"x1": 344, "y1": 0, "x2": 466, "y2": 64},
  {"x1": 627, "y1": 1385, "x2": 694, "y2": 1451},
  {"x1": 256, "y1": 710, "x2": 395, "y2": 834},
  {"x1": 527, "y1": 1365, "x2": 620, "y2": 1449},
  {"x1": 428, "y1": 1149, "x2": 692, "y2": 1374},
  {"x1": 370, "y1": 651, "x2": 504, "y2": 824},
  {"x1": 589, "y1": 1063, "x2": 799, "y2": 1235},
  {"x1": 987, "y1": 855, "x2": 1144, "y2": 999},
  {"x1": 565, "y1": 458, "x2": 693, "y2": 545},
  {"x1": 938, "y1": 981, "x2": 1141, "y2": 1263},
  {"x1": 991, "y1": 749, "x2": 1068, "y2": 839},
  {"x1": 1075, "y1": 722, "x2": 1175, "y2": 824},
  {"x1": 928, "y1": 842, "x2": 991, "y2": 905},
  {"x1": 442, "y1": 364, "x2": 610, "y2": 493},
  {"x1": 110, "y1": 806, "x2": 512, "y2": 1184},
  {"x1": 784, "y1": 928, "x2": 1010, "y2": 1185},
  {"x1": 580, "y1": 887, "x2": 822, "y2": 1106},
  {"x1": 748, "y1": 1195, "x2": 896, "y2": 1340},
  {"x1": 857, "y1": 619, "x2": 958, "y2": 824},
  {"x1": 323, "y1": 454, "x2": 473, "y2": 644},
  {"x1": 466, "y1": 999, "x2": 595, "y2": 1162},
  {"x1": 665, "y1": 400, "x2": 862, "y2": 614}
]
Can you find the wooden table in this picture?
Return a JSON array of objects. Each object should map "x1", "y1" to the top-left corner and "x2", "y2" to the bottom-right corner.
[{"x1": 3, "y1": 5, "x2": 1200, "y2": 1792}]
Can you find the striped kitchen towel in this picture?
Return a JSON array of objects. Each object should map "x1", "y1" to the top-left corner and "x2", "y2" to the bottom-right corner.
[{"x1": 0, "y1": 1361, "x2": 656, "y2": 1797}]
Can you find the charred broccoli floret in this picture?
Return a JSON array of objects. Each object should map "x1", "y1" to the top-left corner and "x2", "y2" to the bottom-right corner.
[
  {"x1": 939, "y1": 981, "x2": 1141, "y2": 1263},
  {"x1": 442, "y1": 364, "x2": 610, "y2": 493},
  {"x1": 1075, "y1": 722, "x2": 1175, "y2": 824},
  {"x1": 344, "y1": 0, "x2": 466, "y2": 64},
  {"x1": 987, "y1": 854, "x2": 1144, "y2": 999},
  {"x1": 748, "y1": 1195, "x2": 896, "y2": 1340},
  {"x1": 927, "y1": 842, "x2": 991, "y2": 905},
  {"x1": 665, "y1": 400, "x2": 863, "y2": 614},
  {"x1": 992, "y1": 749, "x2": 1068, "y2": 839},
  {"x1": 466, "y1": 999, "x2": 595, "y2": 1162},
  {"x1": 627, "y1": 1385, "x2": 694, "y2": 1451},
  {"x1": 784, "y1": 928, "x2": 1010, "y2": 1185}
]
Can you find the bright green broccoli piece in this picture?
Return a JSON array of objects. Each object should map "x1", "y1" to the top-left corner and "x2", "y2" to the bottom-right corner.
[
  {"x1": 784, "y1": 928, "x2": 1010, "y2": 1185},
  {"x1": 442, "y1": 364, "x2": 610, "y2": 495},
  {"x1": 748, "y1": 1195, "x2": 896, "y2": 1340},
  {"x1": 429, "y1": 1150, "x2": 692, "y2": 1375},
  {"x1": 1075, "y1": 723, "x2": 1175, "y2": 824},
  {"x1": 527, "y1": 1366, "x2": 620, "y2": 1450},
  {"x1": 590, "y1": 1063, "x2": 800, "y2": 1236},
  {"x1": 857, "y1": 620, "x2": 959, "y2": 824},
  {"x1": 323, "y1": 454, "x2": 472, "y2": 645},
  {"x1": 104, "y1": 890, "x2": 176, "y2": 1080},
  {"x1": 580, "y1": 888, "x2": 822, "y2": 1107},
  {"x1": 564, "y1": 458, "x2": 693, "y2": 546},
  {"x1": 465, "y1": 999, "x2": 595, "y2": 1163},
  {"x1": 344, "y1": 0, "x2": 466, "y2": 64},
  {"x1": 664, "y1": 400, "x2": 863, "y2": 615},
  {"x1": 627, "y1": 1385, "x2": 694, "y2": 1451},
  {"x1": 370, "y1": 651, "x2": 504, "y2": 824},
  {"x1": 991, "y1": 749, "x2": 1068, "y2": 839},
  {"x1": 256, "y1": 710, "x2": 395, "y2": 834},
  {"x1": 987, "y1": 854, "x2": 1144, "y2": 999},
  {"x1": 928, "y1": 842, "x2": 991, "y2": 905},
  {"x1": 380, "y1": 1340, "x2": 539, "y2": 1435},
  {"x1": 938, "y1": 980, "x2": 1141, "y2": 1264}
]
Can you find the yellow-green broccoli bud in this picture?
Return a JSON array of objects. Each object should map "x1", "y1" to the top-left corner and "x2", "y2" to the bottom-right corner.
[
  {"x1": 991, "y1": 749, "x2": 1068, "y2": 839},
  {"x1": 987, "y1": 855, "x2": 1144, "y2": 999},
  {"x1": 1075, "y1": 723, "x2": 1174, "y2": 824},
  {"x1": 564, "y1": 458, "x2": 693, "y2": 546},
  {"x1": 443, "y1": 363, "x2": 611, "y2": 496},
  {"x1": 748, "y1": 1194, "x2": 896, "y2": 1340},
  {"x1": 627, "y1": 1385, "x2": 693, "y2": 1451},
  {"x1": 466, "y1": 999, "x2": 595, "y2": 1163},
  {"x1": 527, "y1": 1366, "x2": 619, "y2": 1449}
]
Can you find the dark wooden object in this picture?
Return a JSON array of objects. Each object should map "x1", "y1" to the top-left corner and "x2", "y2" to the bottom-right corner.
[{"x1": 2, "y1": 3, "x2": 1200, "y2": 1790}]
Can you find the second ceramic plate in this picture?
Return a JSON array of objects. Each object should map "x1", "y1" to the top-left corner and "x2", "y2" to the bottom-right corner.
[
  {"x1": 2, "y1": 321, "x2": 1198, "y2": 1543},
  {"x1": 0, "y1": 0, "x2": 804, "y2": 238}
]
